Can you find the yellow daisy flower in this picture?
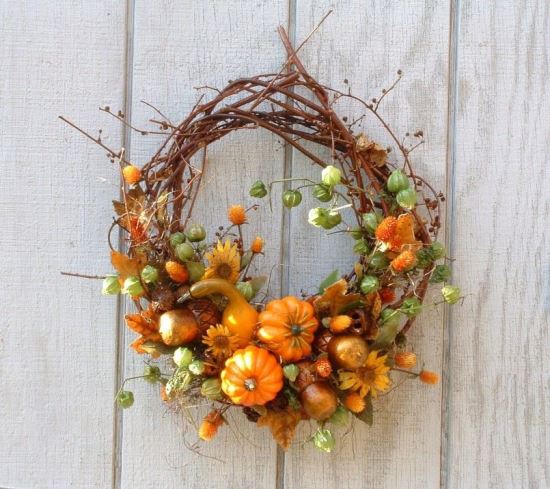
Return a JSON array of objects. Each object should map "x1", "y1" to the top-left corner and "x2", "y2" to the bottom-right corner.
[
  {"x1": 204, "y1": 240, "x2": 240, "y2": 283},
  {"x1": 203, "y1": 324, "x2": 240, "y2": 360},
  {"x1": 338, "y1": 350, "x2": 391, "y2": 398}
]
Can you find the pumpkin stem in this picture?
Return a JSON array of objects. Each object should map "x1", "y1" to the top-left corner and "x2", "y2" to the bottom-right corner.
[
  {"x1": 291, "y1": 324, "x2": 303, "y2": 336},
  {"x1": 244, "y1": 378, "x2": 257, "y2": 391}
]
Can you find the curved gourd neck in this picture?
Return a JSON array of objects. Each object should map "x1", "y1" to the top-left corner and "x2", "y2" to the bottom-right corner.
[{"x1": 190, "y1": 278, "x2": 245, "y2": 304}]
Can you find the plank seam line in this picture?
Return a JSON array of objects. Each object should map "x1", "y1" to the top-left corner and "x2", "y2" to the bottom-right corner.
[
  {"x1": 440, "y1": 0, "x2": 460, "y2": 487},
  {"x1": 276, "y1": 1, "x2": 297, "y2": 488},
  {"x1": 112, "y1": 1, "x2": 135, "y2": 488}
]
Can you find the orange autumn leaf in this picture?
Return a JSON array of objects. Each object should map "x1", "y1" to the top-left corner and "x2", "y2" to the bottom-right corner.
[
  {"x1": 314, "y1": 279, "x2": 363, "y2": 316},
  {"x1": 125, "y1": 306, "x2": 162, "y2": 355},
  {"x1": 257, "y1": 408, "x2": 304, "y2": 450},
  {"x1": 377, "y1": 214, "x2": 422, "y2": 253},
  {"x1": 111, "y1": 250, "x2": 144, "y2": 281}
]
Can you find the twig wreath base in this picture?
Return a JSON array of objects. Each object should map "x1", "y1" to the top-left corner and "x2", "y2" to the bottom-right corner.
[{"x1": 66, "y1": 26, "x2": 460, "y2": 453}]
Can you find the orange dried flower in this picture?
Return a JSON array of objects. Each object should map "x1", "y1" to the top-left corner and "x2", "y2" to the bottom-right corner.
[
  {"x1": 122, "y1": 165, "x2": 142, "y2": 185},
  {"x1": 128, "y1": 215, "x2": 147, "y2": 244},
  {"x1": 395, "y1": 351, "x2": 417, "y2": 369},
  {"x1": 315, "y1": 357, "x2": 333, "y2": 378},
  {"x1": 251, "y1": 236, "x2": 264, "y2": 253},
  {"x1": 228, "y1": 205, "x2": 247, "y2": 225},
  {"x1": 391, "y1": 250, "x2": 417, "y2": 272},
  {"x1": 198, "y1": 410, "x2": 224, "y2": 441},
  {"x1": 344, "y1": 392, "x2": 366, "y2": 413},
  {"x1": 419, "y1": 370, "x2": 439, "y2": 385},
  {"x1": 160, "y1": 385, "x2": 169, "y2": 402},
  {"x1": 329, "y1": 315, "x2": 353, "y2": 333},
  {"x1": 165, "y1": 261, "x2": 189, "y2": 283},
  {"x1": 379, "y1": 287, "x2": 396, "y2": 303},
  {"x1": 375, "y1": 216, "x2": 397, "y2": 242}
]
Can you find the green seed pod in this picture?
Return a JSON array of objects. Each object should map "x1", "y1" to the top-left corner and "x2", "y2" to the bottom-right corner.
[
  {"x1": 441, "y1": 285, "x2": 461, "y2": 304},
  {"x1": 123, "y1": 276, "x2": 144, "y2": 297},
  {"x1": 186, "y1": 224, "x2": 206, "y2": 242},
  {"x1": 165, "y1": 368, "x2": 192, "y2": 395},
  {"x1": 321, "y1": 165, "x2": 342, "y2": 186},
  {"x1": 308, "y1": 208, "x2": 341, "y2": 230},
  {"x1": 360, "y1": 275, "x2": 380, "y2": 294},
  {"x1": 173, "y1": 347, "x2": 193, "y2": 367},
  {"x1": 368, "y1": 251, "x2": 389, "y2": 270},
  {"x1": 236, "y1": 281, "x2": 254, "y2": 301},
  {"x1": 430, "y1": 264, "x2": 451, "y2": 283},
  {"x1": 362, "y1": 212, "x2": 382, "y2": 234},
  {"x1": 116, "y1": 390, "x2": 134, "y2": 409},
  {"x1": 429, "y1": 242, "x2": 446, "y2": 260},
  {"x1": 283, "y1": 364, "x2": 299, "y2": 382},
  {"x1": 415, "y1": 248, "x2": 433, "y2": 269},
  {"x1": 353, "y1": 239, "x2": 371, "y2": 255},
  {"x1": 188, "y1": 359, "x2": 205, "y2": 376},
  {"x1": 169, "y1": 232, "x2": 186, "y2": 248},
  {"x1": 141, "y1": 265, "x2": 159, "y2": 284},
  {"x1": 201, "y1": 378, "x2": 223, "y2": 400},
  {"x1": 329, "y1": 406, "x2": 350, "y2": 426},
  {"x1": 143, "y1": 365, "x2": 161, "y2": 384},
  {"x1": 401, "y1": 297, "x2": 423, "y2": 317},
  {"x1": 175, "y1": 242, "x2": 195, "y2": 261},
  {"x1": 312, "y1": 183, "x2": 333, "y2": 202},
  {"x1": 387, "y1": 169, "x2": 410, "y2": 193},
  {"x1": 282, "y1": 189, "x2": 302, "y2": 208},
  {"x1": 380, "y1": 308, "x2": 401, "y2": 327},
  {"x1": 249, "y1": 180, "x2": 268, "y2": 198},
  {"x1": 102, "y1": 274, "x2": 121, "y2": 295},
  {"x1": 396, "y1": 188, "x2": 417, "y2": 210},
  {"x1": 313, "y1": 428, "x2": 335, "y2": 453},
  {"x1": 186, "y1": 261, "x2": 205, "y2": 283}
]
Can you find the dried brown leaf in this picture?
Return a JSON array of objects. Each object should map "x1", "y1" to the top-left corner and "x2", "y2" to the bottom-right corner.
[{"x1": 257, "y1": 408, "x2": 303, "y2": 450}]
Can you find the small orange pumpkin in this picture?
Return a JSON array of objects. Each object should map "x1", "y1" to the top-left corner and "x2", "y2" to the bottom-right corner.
[
  {"x1": 257, "y1": 296, "x2": 319, "y2": 362},
  {"x1": 221, "y1": 346, "x2": 283, "y2": 406}
]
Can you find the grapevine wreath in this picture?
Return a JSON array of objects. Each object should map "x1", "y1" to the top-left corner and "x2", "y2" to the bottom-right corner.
[{"x1": 65, "y1": 26, "x2": 460, "y2": 453}]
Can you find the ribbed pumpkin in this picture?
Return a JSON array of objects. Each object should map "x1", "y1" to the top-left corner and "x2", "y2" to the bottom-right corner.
[
  {"x1": 257, "y1": 296, "x2": 319, "y2": 362},
  {"x1": 221, "y1": 346, "x2": 283, "y2": 406}
]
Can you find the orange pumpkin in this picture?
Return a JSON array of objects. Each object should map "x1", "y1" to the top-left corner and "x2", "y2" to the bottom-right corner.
[
  {"x1": 257, "y1": 296, "x2": 319, "y2": 362},
  {"x1": 221, "y1": 346, "x2": 283, "y2": 406}
]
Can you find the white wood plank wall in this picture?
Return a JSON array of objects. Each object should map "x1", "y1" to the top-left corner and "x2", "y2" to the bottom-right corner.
[{"x1": 1, "y1": 1, "x2": 548, "y2": 488}]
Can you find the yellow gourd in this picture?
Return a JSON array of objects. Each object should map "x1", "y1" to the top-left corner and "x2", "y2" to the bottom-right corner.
[{"x1": 189, "y1": 278, "x2": 258, "y2": 347}]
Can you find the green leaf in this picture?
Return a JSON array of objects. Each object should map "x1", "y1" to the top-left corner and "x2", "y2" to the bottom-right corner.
[
  {"x1": 353, "y1": 395, "x2": 373, "y2": 426},
  {"x1": 371, "y1": 321, "x2": 400, "y2": 349},
  {"x1": 318, "y1": 269, "x2": 340, "y2": 294},
  {"x1": 249, "y1": 276, "x2": 267, "y2": 295}
]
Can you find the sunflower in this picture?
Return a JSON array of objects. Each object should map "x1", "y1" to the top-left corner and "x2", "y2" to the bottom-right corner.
[
  {"x1": 203, "y1": 324, "x2": 240, "y2": 360},
  {"x1": 204, "y1": 240, "x2": 240, "y2": 283},
  {"x1": 338, "y1": 350, "x2": 391, "y2": 398}
]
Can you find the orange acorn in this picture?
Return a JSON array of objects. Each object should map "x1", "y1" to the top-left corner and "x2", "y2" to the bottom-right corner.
[
  {"x1": 394, "y1": 351, "x2": 417, "y2": 369},
  {"x1": 379, "y1": 287, "x2": 396, "y2": 303},
  {"x1": 315, "y1": 357, "x2": 333, "y2": 378},
  {"x1": 391, "y1": 250, "x2": 417, "y2": 272},
  {"x1": 419, "y1": 370, "x2": 439, "y2": 385},
  {"x1": 329, "y1": 315, "x2": 352, "y2": 333},
  {"x1": 122, "y1": 165, "x2": 142, "y2": 185},
  {"x1": 375, "y1": 216, "x2": 397, "y2": 242},
  {"x1": 165, "y1": 261, "x2": 189, "y2": 283},
  {"x1": 344, "y1": 392, "x2": 366, "y2": 413},
  {"x1": 228, "y1": 205, "x2": 247, "y2": 225},
  {"x1": 251, "y1": 236, "x2": 264, "y2": 253},
  {"x1": 198, "y1": 410, "x2": 224, "y2": 441}
]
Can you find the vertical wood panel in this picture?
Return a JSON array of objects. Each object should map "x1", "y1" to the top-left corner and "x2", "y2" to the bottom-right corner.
[
  {"x1": 285, "y1": 2, "x2": 450, "y2": 488},
  {"x1": 119, "y1": 2, "x2": 288, "y2": 487},
  {"x1": 0, "y1": 2, "x2": 126, "y2": 488},
  {"x1": 446, "y1": 2, "x2": 550, "y2": 488}
]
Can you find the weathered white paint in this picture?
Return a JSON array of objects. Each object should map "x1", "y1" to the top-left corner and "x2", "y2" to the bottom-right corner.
[
  {"x1": 0, "y1": 1, "x2": 126, "y2": 488},
  {"x1": 2, "y1": 1, "x2": 549, "y2": 488}
]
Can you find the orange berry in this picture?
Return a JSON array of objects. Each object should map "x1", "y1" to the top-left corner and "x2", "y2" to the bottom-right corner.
[
  {"x1": 198, "y1": 410, "x2": 224, "y2": 441},
  {"x1": 228, "y1": 205, "x2": 247, "y2": 225},
  {"x1": 419, "y1": 370, "x2": 439, "y2": 385},
  {"x1": 315, "y1": 357, "x2": 333, "y2": 378},
  {"x1": 391, "y1": 250, "x2": 417, "y2": 272},
  {"x1": 395, "y1": 351, "x2": 417, "y2": 369},
  {"x1": 379, "y1": 287, "x2": 396, "y2": 303},
  {"x1": 165, "y1": 260, "x2": 189, "y2": 283},
  {"x1": 329, "y1": 315, "x2": 352, "y2": 333},
  {"x1": 251, "y1": 236, "x2": 264, "y2": 253},
  {"x1": 122, "y1": 165, "x2": 141, "y2": 185},
  {"x1": 375, "y1": 216, "x2": 397, "y2": 242},
  {"x1": 344, "y1": 392, "x2": 365, "y2": 413}
]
